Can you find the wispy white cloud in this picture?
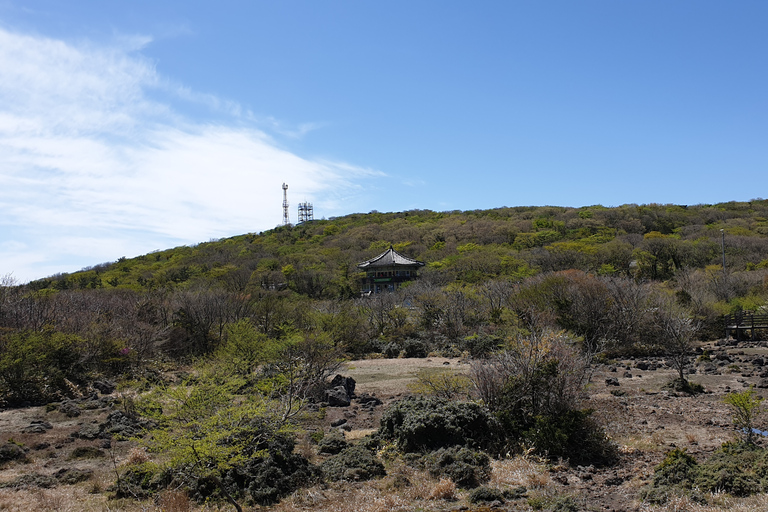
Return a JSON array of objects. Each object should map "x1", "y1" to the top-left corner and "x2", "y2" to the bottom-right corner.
[{"x1": 0, "y1": 27, "x2": 379, "y2": 282}]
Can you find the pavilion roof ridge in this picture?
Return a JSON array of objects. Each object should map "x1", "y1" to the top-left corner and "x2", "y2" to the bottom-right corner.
[{"x1": 357, "y1": 245, "x2": 425, "y2": 269}]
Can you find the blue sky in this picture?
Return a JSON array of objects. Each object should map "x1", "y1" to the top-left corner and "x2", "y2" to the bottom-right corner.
[{"x1": 1, "y1": 1, "x2": 766, "y2": 282}]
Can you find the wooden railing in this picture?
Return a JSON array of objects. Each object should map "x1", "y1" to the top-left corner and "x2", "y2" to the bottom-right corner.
[{"x1": 725, "y1": 312, "x2": 768, "y2": 341}]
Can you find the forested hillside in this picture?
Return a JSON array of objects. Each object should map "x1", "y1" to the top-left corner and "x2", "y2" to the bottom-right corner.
[
  {"x1": 1, "y1": 200, "x2": 767, "y2": 404},
  {"x1": 2, "y1": 200, "x2": 768, "y2": 510}
]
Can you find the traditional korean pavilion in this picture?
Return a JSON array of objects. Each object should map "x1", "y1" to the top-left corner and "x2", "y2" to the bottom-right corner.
[{"x1": 357, "y1": 246, "x2": 425, "y2": 294}]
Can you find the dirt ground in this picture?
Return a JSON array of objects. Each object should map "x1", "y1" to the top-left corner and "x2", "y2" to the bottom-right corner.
[{"x1": 2, "y1": 340, "x2": 768, "y2": 511}]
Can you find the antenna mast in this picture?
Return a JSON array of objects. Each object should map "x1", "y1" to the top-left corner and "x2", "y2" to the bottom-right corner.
[
  {"x1": 282, "y1": 183, "x2": 290, "y2": 225},
  {"x1": 298, "y1": 201, "x2": 314, "y2": 224}
]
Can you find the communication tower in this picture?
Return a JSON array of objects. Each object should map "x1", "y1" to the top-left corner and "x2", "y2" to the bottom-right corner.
[
  {"x1": 282, "y1": 183, "x2": 290, "y2": 225},
  {"x1": 298, "y1": 202, "x2": 314, "y2": 224}
]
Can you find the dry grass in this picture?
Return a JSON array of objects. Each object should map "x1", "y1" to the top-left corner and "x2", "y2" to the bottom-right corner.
[
  {"x1": 489, "y1": 456, "x2": 551, "y2": 489},
  {"x1": 0, "y1": 488, "x2": 106, "y2": 512},
  {"x1": 427, "y1": 478, "x2": 456, "y2": 500},
  {"x1": 637, "y1": 493, "x2": 768, "y2": 512},
  {"x1": 157, "y1": 489, "x2": 191, "y2": 512},
  {"x1": 124, "y1": 447, "x2": 151, "y2": 466},
  {"x1": 345, "y1": 429, "x2": 377, "y2": 441}
]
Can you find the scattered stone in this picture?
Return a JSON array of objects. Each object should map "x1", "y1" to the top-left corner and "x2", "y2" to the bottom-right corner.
[
  {"x1": 330, "y1": 418, "x2": 347, "y2": 428},
  {"x1": 72, "y1": 424, "x2": 101, "y2": 440},
  {"x1": 330, "y1": 375, "x2": 356, "y2": 398},
  {"x1": 623, "y1": 372, "x2": 632, "y2": 378},
  {"x1": 58, "y1": 401, "x2": 81, "y2": 418},
  {"x1": 22, "y1": 424, "x2": 48, "y2": 434},
  {"x1": 93, "y1": 380, "x2": 116, "y2": 395},
  {"x1": 357, "y1": 393, "x2": 383, "y2": 407},
  {"x1": 325, "y1": 386, "x2": 352, "y2": 407},
  {"x1": 605, "y1": 377, "x2": 620, "y2": 386}
]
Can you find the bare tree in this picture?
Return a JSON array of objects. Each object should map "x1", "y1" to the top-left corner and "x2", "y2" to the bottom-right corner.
[{"x1": 654, "y1": 296, "x2": 701, "y2": 387}]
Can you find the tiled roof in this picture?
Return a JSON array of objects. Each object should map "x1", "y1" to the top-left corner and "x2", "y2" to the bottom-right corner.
[{"x1": 357, "y1": 246, "x2": 425, "y2": 269}]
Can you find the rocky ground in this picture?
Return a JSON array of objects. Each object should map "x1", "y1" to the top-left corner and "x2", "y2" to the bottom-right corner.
[{"x1": 1, "y1": 340, "x2": 768, "y2": 511}]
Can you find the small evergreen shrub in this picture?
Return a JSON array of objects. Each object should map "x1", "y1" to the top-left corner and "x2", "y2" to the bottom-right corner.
[
  {"x1": 520, "y1": 410, "x2": 617, "y2": 465},
  {"x1": 422, "y1": 446, "x2": 491, "y2": 488},
  {"x1": 402, "y1": 339, "x2": 428, "y2": 358},
  {"x1": 321, "y1": 445, "x2": 386, "y2": 482},
  {"x1": 69, "y1": 446, "x2": 105, "y2": 459},
  {"x1": 317, "y1": 430, "x2": 347, "y2": 455},
  {"x1": 224, "y1": 435, "x2": 317, "y2": 506},
  {"x1": 116, "y1": 462, "x2": 166, "y2": 499},
  {"x1": 644, "y1": 443, "x2": 768, "y2": 503},
  {"x1": 468, "y1": 486, "x2": 505, "y2": 503},
  {"x1": 377, "y1": 396, "x2": 501, "y2": 453},
  {"x1": 0, "y1": 442, "x2": 26, "y2": 465},
  {"x1": 651, "y1": 448, "x2": 699, "y2": 489},
  {"x1": 696, "y1": 442, "x2": 768, "y2": 496},
  {"x1": 383, "y1": 342, "x2": 401, "y2": 359}
]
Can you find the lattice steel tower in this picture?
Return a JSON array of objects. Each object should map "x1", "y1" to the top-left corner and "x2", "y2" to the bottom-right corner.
[
  {"x1": 298, "y1": 201, "x2": 314, "y2": 224},
  {"x1": 282, "y1": 183, "x2": 290, "y2": 225}
]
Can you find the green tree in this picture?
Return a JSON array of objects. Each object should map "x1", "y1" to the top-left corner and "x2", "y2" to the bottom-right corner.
[
  {"x1": 724, "y1": 388, "x2": 764, "y2": 444},
  {"x1": 141, "y1": 377, "x2": 293, "y2": 512}
]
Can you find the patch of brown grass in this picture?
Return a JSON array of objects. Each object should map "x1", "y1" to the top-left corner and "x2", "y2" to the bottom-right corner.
[
  {"x1": 428, "y1": 478, "x2": 455, "y2": 500},
  {"x1": 157, "y1": 489, "x2": 190, "y2": 512},
  {"x1": 490, "y1": 456, "x2": 551, "y2": 489},
  {"x1": 124, "y1": 447, "x2": 150, "y2": 466}
]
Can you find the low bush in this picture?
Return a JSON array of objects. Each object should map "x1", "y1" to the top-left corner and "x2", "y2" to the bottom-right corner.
[
  {"x1": 402, "y1": 339, "x2": 428, "y2": 358},
  {"x1": 116, "y1": 462, "x2": 167, "y2": 499},
  {"x1": 317, "y1": 430, "x2": 347, "y2": 455},
  {"x1": 377, "y1": 396, "x2": 501, "y2": 453},
  {"x1": 0, "y1": 442, "x2": 26, "y2": 465},
  {"x1": 644, "y1": 443, "x2": 768, "y2": 503},
  {"x1": 521, "y1": 410, "x2": 617, "y2": 466},
  {"x1": 696, "y1": 442, "x2": 768, "y2": 496},
  {"x1": 223, "y1": 435, "x2": 318, "y2": 506},
  {"x1": 422, "y1": 446, "x2": 491, "y2": 488},
  {"x1": 468, "y1": 486, "x2": 505, "y2": 503},
  {"x1": 321, "y1": 444, "x2": 386, "y2": 482}
]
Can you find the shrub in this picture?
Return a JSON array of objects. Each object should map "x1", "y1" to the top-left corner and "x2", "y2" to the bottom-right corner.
[
  {"x1": 0, "y1": 330, "x2": 87, "y2": 405},
  {"x1": 402, "y1": 339, "x2": 428, "y2": 358},
  {"x1": 317, "y1": 430, "x2": 347, "y2": 455},
  {"x1": 321, "y1": 444, "x2": 386, "y2": 482},
  {"x1": 460, "y1": 334, "x2": 501, "y2": 358},
  {"x1": 226, "y1": 441, "x2": 317, "y2": 505},
  {"x1": 383, "y1": 342, "x2": 401, "y2": 359},
  {"x1": 69, "y1": 446, "x2": 105, "y2": 459},
  {"x1": 651, "y1": 448, "x2": 699, "y2": 489},
  {"x1": 0, "y1": 442, "x2": 26, "y2": 465},
  {"x1": 472, "y1": 331, "x2": 616, "y2": 464},
  {"x1": 696, "y1": 442, "x2": 768, "y2": 496},
  {"x1": 468, "y1": 486, "x2": 505, "y2": 503},
  {"x1": 377, "y1": 396, "x2": 501, "y2": 453},
  {"x1": 422, "y1": 446, "x2": 491, "y2": 488},
  {"x1": 116, "y1": 462, "x2": 166, "y2": 499},
  {"x1": 724, "y1": 388, "x2": 764, "y2": 444},
  {"x1": 644, "y1": 443, "x2": 768, "y2": 502},
  {"x1": 522, "y1": 410, "x2": 617, "y2": 466},
  {"x1": 664, "y1": 378, "x2": 704, "y2": 394}
]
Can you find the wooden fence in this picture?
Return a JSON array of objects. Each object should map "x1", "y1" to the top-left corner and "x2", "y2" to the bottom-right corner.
[{"x1": 725, "y1": 312, "x2": 768, "y2": 341}]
